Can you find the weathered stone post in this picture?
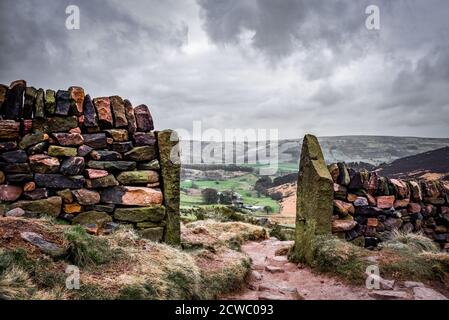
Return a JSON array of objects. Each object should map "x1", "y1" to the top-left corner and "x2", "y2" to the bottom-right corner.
[
  {"x1": 157, "y1": 129, "x2": 181, "y2": 245},
  {"x1": 293, "y1": 134, "x2": 334, "y2": 256}
]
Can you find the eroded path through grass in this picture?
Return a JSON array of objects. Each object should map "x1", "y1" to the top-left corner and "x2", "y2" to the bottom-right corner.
[{"x1": 222, "y1": 238, "x2": 375, "y2": 300}]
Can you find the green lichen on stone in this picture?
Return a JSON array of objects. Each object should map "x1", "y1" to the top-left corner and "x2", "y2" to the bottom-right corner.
[
  {"x1": 33, "y1": 116, "x2": 78, "y2": 133},
  {"x1": 19, "y1": 132, "x2": 47, "y2": 149},
  {"x1": 139, "y1": 227, "x2": 164, "y2": 242},
  {"x1": 72, "y1": 210, "x2": 112, "y2": 227},
  {"x1": 114, "y1": 205, "x2": 166, "y2": 223},
  {"x1": 10, "y1": 196, "x2": 62, "y2": 217},
  {"x1": 48, "y1": 145, "x2": 77, "y2": 157},
  {"x1": 45, "y1": 89, "x2": 56, "y2": 115},
  {"x1": 293, "y1": 134, "x2": 334, "y2": 258},
  {"x1": 116, "y1": 170, "x2": 159, "y2": 185},
  {"x1": 124, "y1": 146, "x2": 157, "y2": 161},
  {"x1": 157, "y1": 129, "x2": 181, "y2": 245}
]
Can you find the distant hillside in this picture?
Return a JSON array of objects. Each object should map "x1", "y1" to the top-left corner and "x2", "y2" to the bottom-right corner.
[
  {"x1": 376, "y1": 146, "x2": 449, "y2": 179},
  {"x1": 180, "y1": 136, "x2": 449, "y2": 166}
]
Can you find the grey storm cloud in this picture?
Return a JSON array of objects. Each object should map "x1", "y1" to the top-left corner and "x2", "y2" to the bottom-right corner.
[{"x1": 0, "y1": 0, "x2": 448, "y2": 138}]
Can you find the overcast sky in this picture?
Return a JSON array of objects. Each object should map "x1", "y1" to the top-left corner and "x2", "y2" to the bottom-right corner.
[{"x1": 1, "y1": 0, "x2": 448, "y2": 139}]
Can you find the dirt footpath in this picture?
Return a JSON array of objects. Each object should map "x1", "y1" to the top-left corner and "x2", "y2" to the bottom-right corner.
[{"x1": 222, "y1": 238, "x2": 373, "y2": 300}]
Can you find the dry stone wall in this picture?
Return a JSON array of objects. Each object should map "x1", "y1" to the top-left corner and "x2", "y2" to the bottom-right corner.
[
  {"x1": 329, "y1": 162, "x2": 449, "y2": 250},
  {"x1": 0, "y1": 80, "x2": 180, "y2": 244},
  {"x1": 294, "y1": 134, "x2": 449, "y2": 252}
]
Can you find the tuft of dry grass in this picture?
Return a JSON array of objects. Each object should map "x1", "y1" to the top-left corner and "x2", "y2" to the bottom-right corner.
[
  {"x1": 181, "y1": 220, "x2": 268, "y2": 250},
  {"x1": 0, "y1": 218, "x2": 256, "y2": 300},
  {"x1": 0, "y1": 266, "x2": 34, "y2": 300}
]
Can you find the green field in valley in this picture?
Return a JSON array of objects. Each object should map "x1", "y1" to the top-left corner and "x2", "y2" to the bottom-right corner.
[{"x1": 180, "y1": 173, "x2": 280, "y2": 212}]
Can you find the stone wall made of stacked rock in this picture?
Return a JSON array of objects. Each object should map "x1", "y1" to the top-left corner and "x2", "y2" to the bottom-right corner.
[
  {"x1": 329, "y1": 162, "x2": 449, "y2": 251},
  {"x1": 0, "y1": 80, "x2": 180, "y2": 245}
]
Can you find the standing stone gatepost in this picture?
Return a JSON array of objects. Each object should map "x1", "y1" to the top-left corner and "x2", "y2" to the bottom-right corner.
[
  {"x1": 293, "y1": 134, "x2": 334, "y2": 256},
  {"x1": 157, "y1": 129, "x2": 181, "y2": 246}
]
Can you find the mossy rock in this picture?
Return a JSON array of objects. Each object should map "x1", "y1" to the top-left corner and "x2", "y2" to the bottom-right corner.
[
  {"x1": 114, "y1": 205, "x2": 166, "y2": 223},
  {"x1": 72, "y1": 211, "x2": 112, "y2": 227}
]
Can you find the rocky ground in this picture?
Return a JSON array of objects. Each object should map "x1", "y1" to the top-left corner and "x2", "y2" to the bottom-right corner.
[{"x1": 223, "y1": 238, "x2": 449, "y2": 300}]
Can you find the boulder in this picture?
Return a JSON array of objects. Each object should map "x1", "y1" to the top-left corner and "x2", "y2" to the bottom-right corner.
[
  {"x1": 105, "y1": 129, "x2": 128, "y2": 142},
  {"x1": 23, "y1": 87, "x2": 37, "y2": 119},
  {"x1": 45, "y1": 89, "x2": 56, "y2": 115},
  {"x1": 0, "y1": 185, "x2": 22, "y2": 201},
  {"x1": 52, "y1": 133, "x2": 84, "y2": 146},
  {"x1": 355, "y1": 206, "x2": 383, "y2": 217},
  {"x1": 77, "y1": 144, "x2": 94, "y2": 157},
  {"x1": 394, "y1": 198, "x2": 410, "y2": 209},
  {"x1": 72, "y1": 189, "x2": 100, "y2": 205},
  {"x1": 85, "y1": 169, "x2": 108, "y2": 179},
  {"x1": 19, "y1": 132, "x2": 48, "y2": 149},
  {"x1": 328, "y1": 163, "x2": 339, "y2": 183},
  {"x1": 0, "y1": 150, "x2": 28, "y2": 163},
  {"x1": 336, "y1": 162, "x2": 350, "y2": 186},
  {"x1": 124, "y1": 99, "x2": 137, "y2": 134},
  {"x1": 34, "y1": 88, "x2": 45, "y2": 118},
  {"x1": 87, "y1": 161, "x2": 136, "y2": 171},
  {"x1": 29, "y1": 154, "x2": 60, "y2": 173},
  {"x1": 90, "y1": 150, "x2": 122, "y2": 161},
  {"x1": 55, "y1": 90, "x2": 71, "y2": 115},
  {"x1": 0, "y1": 120, "x2": 20, "y2": 139},
  {"x1": 5, "y1": 208, "x2": 26, "y2": 217},
  {"x1": 23, "y1": 188, "x2": 48, "y2": 200},
  {"x1": 82, "y1": 94, "x2": 98, "y2": 128},
  {"x1": 408, "y1": 181, "x2": 422, "y2": 201},
  {"x1": 413, "y1": 287, "x2": 448, "y2": 300},
  {"x1": 82, "y1": 133, "x2": 107, "y2": 149},
  {"x1": 332, "y1": 220, "x2": 357, "y2": 232},
  {"x1": 134, "y1": 104, "x2": 154, "y2": 132},
  {"x1": 60, "y1": 157, "x2": 85, "y2": 175},
  {"x1": 139, "y1": 227, "x2": 164, "y2": 242},
  {"x1": 72, "y1": 211, "x2": 112, "y2": 227},
  {"x1": 110, "y1": 142, "x2": 132, "y2": 154},
  {"x1": 48, "y1": 145, "x2": 77, "y2": 157},
  {"x1": 116, "y1": 170, "x2": 159, "y2": 185},
  {"x1": 3, "y1": 80, "x2": 26, "y2": 120},
  {"x1": 376, "y1": 196, "x2": 395, "y2": 209},
  {"x1": 87, "y1": 174, "x2": 119, "y2": 188},
  {"x1": 35, "y1": 174, "x2": 85, "y2": 189},
  {"x1": 109, "y1": 96, "x2": 128, "y2": 128},
  {"x1": 20, "y1": 232, "x2": 65, "y2": 257},
  {"x1": 100, "y1": 186, "x2": 163, "y2": 206},
  {"x1": 333, "y1": 200, "x2": 355, "y2": 216},
  {"x1": 0, "y1": 163, "x2": 31, "y2": 174},
  {"x1": 133, "y1": 132, "x2": 156, "y2": 146},
  {"x1": 6, "y1": 174, "x2": 33, "y2": 184},
  {"x1": 354, "y1": 197, "x2": 369, "y2": 207},
  {"x1": 10, "y1": 196, "x2": 62, "y2": 217},
  {"x1": 114, "y1": 205, "x2": 166, "y2": 223},
  {"x1": 138, "y1": 159, "x2": 160, "y2": 170},
  {"x1": 125, "y1": 146, "x2": 158, "y2": 161},
  {"x1": 390, "y1": 179, "x2": 409, "y2": 199},
  {"x1": 27, "y1": 142, "x2": 48, "y2": 155},
  {"x1": 32, "y1": 116, "x2": 78, "y2": 133},
  {"x1": 63, "y1": 203, "x2": 82, "y2": 214},
  {"x1": 69, "y1": 86, "x2": 84, "y2": 115},
  {"x1": 23, "y1": 181, "x2": 36, "y2": 192},
  {"x1": 93, "y1": 97, "x2": 113, "y2": 128}
]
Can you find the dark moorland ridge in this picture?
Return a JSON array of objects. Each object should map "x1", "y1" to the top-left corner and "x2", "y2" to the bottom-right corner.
[{"x1": 377, "y1": 146, "x2": 449, "y2": 178}]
